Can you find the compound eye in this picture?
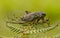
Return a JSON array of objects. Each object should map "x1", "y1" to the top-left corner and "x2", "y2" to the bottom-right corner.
[{"x1": 42, "y1": 13, "x2": 46, "y2": 16}]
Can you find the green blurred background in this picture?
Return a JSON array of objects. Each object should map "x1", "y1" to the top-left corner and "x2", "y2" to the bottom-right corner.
[{"x1": 0, "y1": 0, "x2": 60, "y2": 38}]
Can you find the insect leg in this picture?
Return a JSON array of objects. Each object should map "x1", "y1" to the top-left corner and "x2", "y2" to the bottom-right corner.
[
  {"x1": 41, "y1": 18, "x2": 51, "y2": 27},
  {"x1": 37, "y1": 18, "x2": 40, "y2": 23},
  {"x1": 41, "y1": 17, "x2": 46, "y2": 23},
  {"x1": 45, "y1": 18, "x2": 51, "y2": 27}
]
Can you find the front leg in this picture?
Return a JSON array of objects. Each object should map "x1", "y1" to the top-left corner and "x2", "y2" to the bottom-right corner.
[
  {"x1": 41, "y1": 18, "x2": 50, "y2": 27},
  {"x1": 45, "y1": 18, "x2": 51, "y2": 27},
  {"x1": 41, "y1": 17, "x2": 46, "y2": 23}
]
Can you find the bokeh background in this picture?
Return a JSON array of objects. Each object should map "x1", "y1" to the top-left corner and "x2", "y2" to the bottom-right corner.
[{"x1": 0, "y1": 0, "x2": 60, "y2": 38}]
